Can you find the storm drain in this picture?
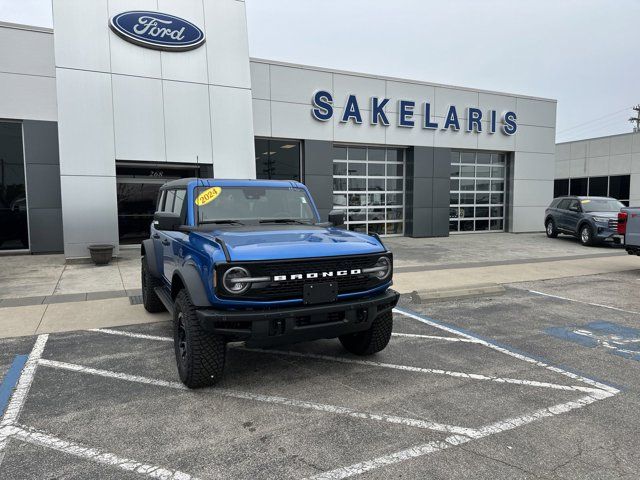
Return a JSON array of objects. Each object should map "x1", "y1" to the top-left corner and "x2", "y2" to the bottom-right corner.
[{"x1": 128, "y1": 295, "x2": 143, "y2": 305}]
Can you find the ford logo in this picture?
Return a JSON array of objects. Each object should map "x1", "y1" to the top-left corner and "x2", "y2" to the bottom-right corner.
[{"x1": 109, "y1": 11, "x2": 205, "y2": 52}]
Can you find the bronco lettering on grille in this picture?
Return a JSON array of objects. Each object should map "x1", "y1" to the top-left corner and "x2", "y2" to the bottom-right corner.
[{"x1": 273, "y1": 269, "x2": 362, "y2": 282}]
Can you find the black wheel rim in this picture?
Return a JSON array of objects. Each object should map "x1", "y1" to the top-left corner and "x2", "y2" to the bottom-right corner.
[{"x1": 177, "y1": 312, "x2": 187, "y2": 362}]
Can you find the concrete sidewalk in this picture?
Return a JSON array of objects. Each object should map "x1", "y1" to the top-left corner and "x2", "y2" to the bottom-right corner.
[{"x1": 0, "y1": 233, "x2": 637, "y2": 338}]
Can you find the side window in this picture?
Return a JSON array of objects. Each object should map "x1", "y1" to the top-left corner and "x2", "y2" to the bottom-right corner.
[
  {"x1": 164, "y1": 190, "x2": 176, "y2": 213},
  {"x1": 557, "y1": 199, "x2": 569, "y2": 210},
  {"x1": 157, "y1": 191, "x2": 166, "y2": 212},
  {"x1": 567, "y1": 200, "x2": 580, "y2": 212},
  {"x1": 172, "y1": 189, "x2": 186, "y2": 217}
]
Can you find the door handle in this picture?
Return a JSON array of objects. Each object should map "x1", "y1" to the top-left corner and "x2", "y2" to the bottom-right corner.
[
  {"x1": 152, "y1": 234, "x2": 160, "y2": 239},
  {"x1": 161, "y1": 239, "x2": 170, "y2": 246}
]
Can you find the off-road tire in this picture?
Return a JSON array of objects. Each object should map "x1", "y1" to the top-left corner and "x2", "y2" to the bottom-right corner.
[
  {"x1": 545, "y1": 219, "x2": 558, "y2": 238},
  {"x1": 141, "y1": 257, "x2": 166, "y2": 313},
  {"x1": 173, "y1": 289, "x2": 226, "y2": 388},
  {"x1": 579, "y1": 224, "x2": 594, "y2": 246},
  {"x1": 339, "y1": 310, "x2": 393, "y2": 356}
]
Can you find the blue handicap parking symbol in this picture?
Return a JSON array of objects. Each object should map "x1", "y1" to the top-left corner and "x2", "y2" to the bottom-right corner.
[{"x1": 546, "y1": 321, "x2": 640, "y2": 361}]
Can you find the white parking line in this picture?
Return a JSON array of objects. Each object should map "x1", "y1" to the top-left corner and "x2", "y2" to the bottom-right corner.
[
  {"x1": 528, "y1": 290, "x2": 640, "y2": 316},
  {"x1": 308, "y1": 392, "x2": 609, "y2": 480},
  {"x1": 393, "y1": 307, "x2": 620, "y2": 395},
  {"x1": 1, "y1": 424, "x2": 197, "y2": 480},
  {"x1": 38, "y1": 359, "x2": 479, "y2": 438},
  {"x1": 391, "y1": 332, "x2": 481, "y2": 343},
  {"x1": 0, "y1": 334, "x2": 48, "y2": 468},
  {"x1": 89, "y1": 328, "x2": 173, "y2": 342},
  {"x1": 239, "y1": 347, "x2": 603, "y2": 394}
]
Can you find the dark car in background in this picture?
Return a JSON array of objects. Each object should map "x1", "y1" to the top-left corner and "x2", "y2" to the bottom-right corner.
[{"x1": 544, "y1": 196, "x2": 624, "y2": 246}]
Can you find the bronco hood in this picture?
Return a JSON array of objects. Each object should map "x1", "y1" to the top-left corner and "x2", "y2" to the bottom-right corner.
[{"x1": 196, "y1": 226, "x2": 385, "y2": 261}]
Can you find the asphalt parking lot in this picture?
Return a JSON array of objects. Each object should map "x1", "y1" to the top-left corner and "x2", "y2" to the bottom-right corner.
[{"x1": 1, "y1": 269, "x2": 639, "y2": 479}]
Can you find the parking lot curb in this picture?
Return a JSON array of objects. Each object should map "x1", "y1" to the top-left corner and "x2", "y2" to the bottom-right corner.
[{"x1": 410, "y1": 283, "x2": 506, "y2": 303}]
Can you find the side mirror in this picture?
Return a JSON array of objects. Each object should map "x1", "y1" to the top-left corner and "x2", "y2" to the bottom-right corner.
[
  {"x1": 328, "y1": 209, "x2": 345, "y2": 228},
  {"x1": 153, "y1": 212, "x2": 182, "y2": 231}
]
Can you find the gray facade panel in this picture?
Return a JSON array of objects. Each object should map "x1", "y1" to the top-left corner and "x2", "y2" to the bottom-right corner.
[
  {"x1": 304, "y1": 173, "x2": 332, "y2": 220},
  {"x1": 412, "y1": 177, "x2": 434, "y2": 209},
  {"x1": 28, "y1": 208, "x2": 63, "y2": 253},
  {"x1": 303, "y1": 140, "x2": 333, "y2": 176},
  {"x1": 412, "y1": 146, "x2": 434, "y2": 178},
  {"x1": 433, "y1": 148, "x2": 451, "y2": 178},
  {"x1": 23, "y1": 120, "x2": 64, "y2": 253},
  {"x1": 432, "y1": 178, "x2": 451, "y2": 208},
  {"x1": 409, "y1": 208, "x2": 433, "y2": 237},
  {"x1": 432, "y1": 207, "x2": 450, "y2": 237}
]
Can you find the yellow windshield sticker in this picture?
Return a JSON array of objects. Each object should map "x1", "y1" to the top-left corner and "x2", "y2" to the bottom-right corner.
[
  {"x1": 581, "y1": 199, "x2": 591, "y2": 204},
  {"x1": 195, "y1": 187, "x2": 222, "y2": 206}
]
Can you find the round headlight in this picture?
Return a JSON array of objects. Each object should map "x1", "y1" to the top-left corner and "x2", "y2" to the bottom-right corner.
[
  {"x1": 222, "y1": 267, "x2": 251, "y2": 294},
  {"x1": 374, "y1": 256, "x2": 391, "y2": 280}
]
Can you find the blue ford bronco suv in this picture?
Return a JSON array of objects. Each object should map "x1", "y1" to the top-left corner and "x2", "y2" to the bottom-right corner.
[{"x1": 142, "y1": 178, "x2": 399, "y2": 388}]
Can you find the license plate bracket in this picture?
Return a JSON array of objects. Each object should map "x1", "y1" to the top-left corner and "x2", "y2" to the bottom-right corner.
[{"x1": 303, "y1": 282, "x2": 337, "y2": 305}]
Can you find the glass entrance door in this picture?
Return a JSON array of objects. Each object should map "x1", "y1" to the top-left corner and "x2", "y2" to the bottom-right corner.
[{"x1": 0, "y1": 122, "x2": 28, "y2": 251}]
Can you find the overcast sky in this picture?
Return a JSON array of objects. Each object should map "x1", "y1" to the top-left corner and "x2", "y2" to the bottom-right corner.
[{"x1": 1, "y1": 0, "x2": 638, "y2": 143}]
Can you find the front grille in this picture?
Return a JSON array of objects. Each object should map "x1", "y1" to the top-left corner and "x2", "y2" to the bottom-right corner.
[
  {"x1": 216, "y1": 253, "x2": 390, "y2": 301},
  {"x1": 608, "y1": 219, "x2": 618, "y2": 230}
]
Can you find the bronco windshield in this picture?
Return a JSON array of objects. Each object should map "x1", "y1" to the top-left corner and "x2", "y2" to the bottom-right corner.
[
  {"x1": 194, "y1": 186, "x2": 316, "y2": 225},
  {"x1": 581, "y1": 198, "x2": 624, "y2": 212}
]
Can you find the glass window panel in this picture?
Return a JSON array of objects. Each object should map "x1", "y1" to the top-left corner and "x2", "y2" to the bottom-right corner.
[
  {"x1": 460, "y1": 165, "x2": 475, "y2": 177},
  {"x1": 255, "y1": 139, "x2": 301, "y2": 181},
  {"x1": 333, "y1": 178, "x2": 346, "y2": 191},
  {"x1": 386, "y1": 149, "x2": 402, "y2": 162},
  {"x1": 449, "y1": 221, "x2": 459, "y2": 232},
  {"x1": 348, "y1": 193, "x2": 367, "y2": 206},
  {"x1": 475, "y1": 220, "x2": 489, "y2": 231},
  {"x1": 368, "y1": 163, "x2": 385, "y2": 176},
  {"x1": 368, "y1": 223, "x2": 385, "y2": 235},
  {"x1": 491, "y1": 166, "x2": 504, "y2": 178},
  {"x1": 476, "y1": 192, "x2": 490, "y2": 204},
  {"x1": 460, "y1": 193, "x2": 474, "y2": 204},
  {"x1": 490, "y1": 193, "x2": 504, "y2": 204},
  {"x1": 476, "y1": 166, "x2": 491, "y2": 177},
  {"x1": 476, "y1": 178, "x2": 490, "y2": 191},
  {"x1": 164, "y1": 190, "x2": 176, "y2": 212},
  {"x1": 451, "y1": 164, "x2": 461, "y2": 177},
  {"x1": 348, "y1": 209, "x2": 366, "y2": 222},
  {"x1": 368, "y1": 193, "x2": 385, "y2": 206},
  {"x1": 386, "y1": 179, "x2": 403, "y2": 191},
  {"x1": 386, "y1": 208, "x2": 403, "y2": 220},
  {"x1": 368, "y1": 148, "x2": 385, "y2": 161},
  {"x1": 450, "y1": 192, "x2": 459, "y2": 205},
  {"x1": 450, "y1": 151, "x2": 461, "y2": 164},
  {"x1": 477, "y1": 153, "x2": 491, "y2": 164},
  {"x1": 157, "y1": 190, "x2": 165, "y2": 211},
  {"x1": 450, "y1": 179, "x2": 460, "y2": 191},
  {"x1": 368, "y1": 208, "x2": 385, "y2": 221},
  {"x1": 492, "y1": 154, "x2": 506, "y2": 164},
  {"x1": 333, "y1": 194, "x2": 347, "y2": 207},
  {"x1": 347, "y1": 162, "x2": 366, "y2": 176},
  {"x1": 368, "y1": 178, "x2": 385, "y2": 191},
  {"x1": 588, "y1": 177, "x2": 608, "y2": 196},
  {"x1": 609, "y1": 175, "x2": 630, "y2": 200},
  {"x1": 349, "y1": 178, "x2": 366, "y2": 191},
  {"x1": 348, "y1": 147, "x2": 366, "y2": 160},
  {"x1": 386, "y1": 222, "x2": 403, "y2": 235},
  {"x1": 386, "y1": 163, "x2": 404, "y2": 176},
  {"x1": 491, "y1": 206, "x2": 503, "y2": 217},
  {"x1": 332, "y1": 146, "x2": 347, "y2": 160},
  {"x1": 554, "y1": 179, "x2": 569, "y2": 198},
  {"x1": 333, "y1": 161, "x2": 347, "y2": 175},
  {"x1": 490, "y1": 219, "x2": 504, "y2": 230},
  {"x1": 460, "y1": 179, "x2": 475, "y2": 191},
  {"x1": 172, "y1": 189, "x2": 185, "y2": 215},
  {"x1": 490, "y1": 180, "x2": 504, "y2": 192},
  {"x1": 350, "y1": 223, "x2": 366, "y2": 233},
  {"x1": 475, "y1": 207, "x2": 489, "y2": 218},
  {"x1": 450, "y1": 207, "x2": 459, "y2": 219},
  {"x1": 386, "y1": 193, "x2": 403, "y2": 206},
  {"x1": 460, "y1": 207, "x2": 474, "y2": 219},
  {"x1": 461, "y1": 152, "x2": 475, "y2": 164},
  {"x1": 569, "y1": 177, "x2": 588, "y2": 196},
  {"x1": 460, "y1": 220, "x2": 474, "y2": 231}
]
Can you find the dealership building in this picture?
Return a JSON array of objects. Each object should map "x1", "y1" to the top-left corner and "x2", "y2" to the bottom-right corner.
[
  {"x1": 555, "y1": 131, "x2": 640, "y2": 206},
  {"x1": 0, "y1": 0, "x2": 557, "y2": 258}
]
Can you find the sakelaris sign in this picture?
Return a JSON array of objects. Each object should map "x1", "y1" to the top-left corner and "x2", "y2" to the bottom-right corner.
[
  {"x1": 311, "y1": 90, "x2": 517, "y2": 135},
  {"x1": 109, "y1": 11, "x2": 205, "y2": 51}
]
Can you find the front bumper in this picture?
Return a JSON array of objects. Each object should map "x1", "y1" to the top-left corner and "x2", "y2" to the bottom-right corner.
[{"x1": 196, "y1": 289, "x2": 400, "y2": 347}]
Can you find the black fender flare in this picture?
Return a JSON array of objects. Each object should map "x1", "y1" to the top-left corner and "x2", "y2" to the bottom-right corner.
[
  {"x1": 173, "y1": 262, "x2": 213, "y2": 307},
  {"x1": 141, "y1": 239, "x2": 161, "y2": 278}
]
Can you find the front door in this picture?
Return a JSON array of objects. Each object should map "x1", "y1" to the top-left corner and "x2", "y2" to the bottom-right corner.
[{"x1": 565, "y1": 199, "x2": 582, "y2": 233}]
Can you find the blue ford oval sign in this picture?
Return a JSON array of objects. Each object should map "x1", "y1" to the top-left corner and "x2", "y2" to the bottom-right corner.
[{"x1": 109, "y1": 11, "x2": 205, "y2": 51}]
